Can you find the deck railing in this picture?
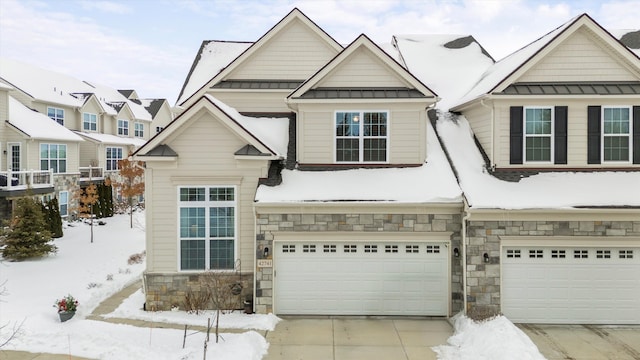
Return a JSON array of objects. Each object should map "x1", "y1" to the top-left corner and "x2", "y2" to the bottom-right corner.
[
  {"x1": 0, "y1": 169, "x2": 54, "y2": 191},
  {"x1": 79, "y1": 166, "x2": 104, "y2": 180}
]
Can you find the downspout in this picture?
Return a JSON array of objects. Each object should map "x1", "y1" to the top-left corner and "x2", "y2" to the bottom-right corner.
[
  {"x1": 461, "y1": 199, "x2": 471, "y2": 315},
  {"x1": 252, "y1": 202, "x2": 257, "y2": 314},
  {"x1": 480, "y1": 98, "x2": 495, "y2": 170}
]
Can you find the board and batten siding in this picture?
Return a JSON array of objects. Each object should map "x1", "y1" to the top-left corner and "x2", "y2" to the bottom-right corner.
[
  {"x1": 145, "y1": 110, "x2": 270, "y2": 274},
  {"x1": 229, "y1": 19, "x2": 339, "y2": 81},
  {"x1": 517, "y1": 28, "x2": 638, "y2": 83},
  {"x1": 317, "y1": 47, "x2": 408, "y2": 88},
  {"x1": 207, "y1": 91, "x2": 293, "y2": 114},
  {"x1": 297, "y1": 103, "x2": 427, "y2": 164},
  {"x1": 493, "y1": 98, "x2": 639, "y2": 168}
]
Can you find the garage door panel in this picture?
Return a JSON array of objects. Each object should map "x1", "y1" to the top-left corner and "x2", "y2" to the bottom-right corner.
[
  {"x1": 503, "y1": 246, "x2": 640, "y2": 324},
  {"x1": 275, "y1": 241, "x2": 448, "y2": 316}
]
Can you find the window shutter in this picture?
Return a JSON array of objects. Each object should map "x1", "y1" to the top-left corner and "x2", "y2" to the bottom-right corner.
[
  {"x1": 634, "y1": 106, "x2": 640, "y2": 164},
  {"x1": 554, "y1": 106, "x2": 568, "y2": 164},
  {"x1": 587, "y1": 106, "x2": 601, "y2": 164},
  {"x1": 510, "y1": 106, "x2": 523, "y2": 164}
]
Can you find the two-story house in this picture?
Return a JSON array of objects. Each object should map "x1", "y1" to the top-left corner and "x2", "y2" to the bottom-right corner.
[{"x1": 135, "y1": 9, "x2": 463, "y2": 316}]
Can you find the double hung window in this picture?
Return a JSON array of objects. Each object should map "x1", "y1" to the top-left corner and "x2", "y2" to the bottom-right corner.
[
  {"x1": 83, "y1": 113, "x2": 97, "y2": 131},
  {"x1": 335, "y1": 111, "x2": 388, "y2": 163},
  {"x1": 602, "y1": 106, "x2": 631, "y2": 162},
  {"x1": 106, "y1": 147, "x2": 123, "y2": 171},
  {"x1": 134, "y1": 122, "x2": 144, "y2": 138},
  {"x1": 47, "y1": 107, "x2": 64, "y2": 125},
  {"x1": 40, "y1": 144, "x2": 66, "y2": 173},
  {"x1": 524, "y1": 107, "x2": 553, "y2": 162},
  {"x1": 118, "y1": 119, "x2": 129, "y2": 136}
]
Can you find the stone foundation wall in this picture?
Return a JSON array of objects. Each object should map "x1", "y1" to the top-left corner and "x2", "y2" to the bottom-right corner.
[
  {"x1": 255, "y1": 212, "x2": 463, "y2": 315},
  {"x1": 144, "y1": 272, "x2": 253, "y2": 312},
  {"x1": 466, "y1": 220, "x2": 640, "y2": 319},
  {"x1": 53, "y1": 174, "x2": 79, "y2": 218}
]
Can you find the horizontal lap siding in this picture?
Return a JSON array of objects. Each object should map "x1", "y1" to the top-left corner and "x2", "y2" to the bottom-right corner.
[
  {"x1": 147, "y1": 112, "x2": 268, "y2": 273},
  {"x1": 463, "y1": 103, "x2": 493, "y2": 161},
  {"x1": 299, "y1": 110, "x2": 333, "y2": 163},
  {"x1": 230, "y1": 20, "x2": 338, "y2": 80},
  {"x1": 518, "y1": 28, "x2": 637, "y2": 83},
  {"x1": 390, "y1": 110, "x2": 425, "y2": 163},
  {"x1": 78, "y1": 141, "x2": 98, "y2": 167},
  {"x1": 318, "y1": 48, "x2": 408, "y2": 88}
]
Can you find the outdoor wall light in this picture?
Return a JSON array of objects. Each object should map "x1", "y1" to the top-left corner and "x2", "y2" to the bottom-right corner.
[
  {"x1": 483, "y1": 253, "x2": 490, "y2": 263},
  {"x1": 453, "y1": 247, "x2": 460, "y2": 257},
  {"x1": 263, "y1": 246, "x2": 269, "y2": 258}
]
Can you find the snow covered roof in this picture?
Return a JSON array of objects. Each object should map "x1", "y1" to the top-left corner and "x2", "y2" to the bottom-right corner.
[
  {"x1": 393, "y1": 34, "x2": 494, "y2": 110},
  {"x1": 255, "y1": 121, "x2": 462, "y2": 203},
  {"x1": 176, "y1": 40, "x2": 253, "y2": 105},
  {"x1": 611, "y1": 29, "x2": 640, "y2": 57},
  {"x1": 0, "y1": 58, "x2": 152, "y2": 121},
  {"x1": 7, "y1": 96, "x2": 84, "y2": 142},
  {"x1": 436, "y1": 113, "x2": 640, "y2": 209},
  {"x1": 74, "y1": 131, "x2": 147, "y2": 147},
  {"x1": 204, "y1": 95, "x2": 289, "y2": 157}
]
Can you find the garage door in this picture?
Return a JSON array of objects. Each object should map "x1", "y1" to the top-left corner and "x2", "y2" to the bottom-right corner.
[
  {"x1": 274, "y1": 241, "x2": 449, "y2": 316},
  {"x1": 503, "y1": 246, "x2": 640, "y2": 324}
]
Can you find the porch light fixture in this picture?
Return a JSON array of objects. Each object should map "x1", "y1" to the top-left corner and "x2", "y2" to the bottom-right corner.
[
  {"x1": 483, "y1": 253, "x2": 490, "y2": 263},
  {"x1": 263, "y1": 246, "x2": 269, "y2": 258},
  {"x1": 453, "y1": 247, "x2": 460, "y2": 257}
]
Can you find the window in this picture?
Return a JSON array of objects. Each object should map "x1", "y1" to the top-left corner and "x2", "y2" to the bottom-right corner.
[
  {"x1": 344, "y1": 245, "x2": 356, "y2": 253},
  {"x1": 83, "y1": 113, "x2": 97, "y2": 131},
  {"x1": 179, "y1": 186, "x2": 236, "y2": 270},
  {"x1": 529, "y1": 249, "x2": 544, "y2": 258},
  {"x1": 602, "y1": 106, "x2": 631, "y2": 162},
  {"x1": 106, "y1": 147, "x2": 123, "y2": 171},
  {"x1": 47, "y1": 107, "x2": 64, "y2": 125},
  {"x1": 506, "y1": 249, "x2": 521, "y2": 258},
  {"x1": 524, "y1": 107, "x2": 553, "y2": 162},
  {"x1": 323, "y1": 244, "x2": 336, "y2": 253},
  {"x1": 385, "y1": 245, "x2": 398, "y2": 253},
  {"x1": 303, "y1": 244, "x2": 316, "y2": 253},
  {"x1": 364, "y1": 245, "x2": 377, "y2": 253},
  {"x1": 59, "y1": 191, "x2": 68, "y2": 217},
  {"x1": 118, "y1": 119, "x2": 129, "y2": 136},
  {"x1": 134, "y1": 122, "x2": 144, "y2": 138},
  {"x1": 551, "y1": 250, "x2": 566, "y2": 258},
  {"x1": 282, "y1": 245, "x2": 295, "y2": 253},
  {"x1": 574, "y1": 250, "x2": 588, "y2": 259},
  {"x1": 335, "y1": 111, "x2": 388, "y2": 163},
  {"x1": 40, "y1": 144, "x2": 66, "y2": 173}
]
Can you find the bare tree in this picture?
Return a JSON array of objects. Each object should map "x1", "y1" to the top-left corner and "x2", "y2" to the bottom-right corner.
[
  {"x1": 112, "y1": 158, "x2": 145, "y2": 228},
  {"x1": 73, "y1": 183, "x2": 99, "y2": 243}
]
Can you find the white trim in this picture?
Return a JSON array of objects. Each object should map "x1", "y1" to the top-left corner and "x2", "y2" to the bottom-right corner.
[
  {"x1": 333, "y1": 110, "x2": 390, "y2": 164},
  {"x1": 39, "y1": 143, "x2": 67, "y2": 174},
  {"x1": 601, "y1": 105, "x2": 633, "y2": 164},
  {"x1": 7, "y1": 142, "x2": 21, "y2": 171},
  {"x1": 82, "y1": 112, "x2": 98, "y2": 132},
  {"x1": 523, "y1": 106, "x2": 554, "y2": 164},
  {"x1": 134, "y1": 122, "x2": 144, "y2": 138},
  {"x1": 117, "y1": 119, "x2": 130, "y2": 136},
  {"x1": 47, "y1": 106, "x2": 64, "y2": 125},
  {"x1": 106, "y1": 146, "x2": 124, "y2": 171},
  {"x1": 59, "y1": 190, "x2": 69, "y2": 217}
]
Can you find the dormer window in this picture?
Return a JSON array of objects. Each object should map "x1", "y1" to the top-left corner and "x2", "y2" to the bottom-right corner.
[
  {"x1": 47, "y1": 107, "x2": 64, "y2": 125},
  {"x1": 118, "y1": 119, "x2": 129, "y2": 136},
  {"x1": 335, "y1": 111, "x2": 388, "y2": 163},
  {"x1": 83, "y1": 112, "x2": 97, "y2": 131},
  {"x1": 602, "y1": 106, "x2": 631, "y2": 162}
]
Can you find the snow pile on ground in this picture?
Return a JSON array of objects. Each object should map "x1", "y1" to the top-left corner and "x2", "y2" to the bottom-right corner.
[
  {"x1": 106, "y1": 289, "x2": 280, "y2": 331},
  {"x1": 0, "y1": 211, "x2": 270, "y2": 359},
  {"x1": 433, "y1": 314, "x2": 546, "y2": 360}
]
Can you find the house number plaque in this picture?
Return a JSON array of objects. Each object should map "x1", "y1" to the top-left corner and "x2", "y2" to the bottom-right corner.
[{"x1": 257, "y1": 259, "x2": 273, "y2": 268}]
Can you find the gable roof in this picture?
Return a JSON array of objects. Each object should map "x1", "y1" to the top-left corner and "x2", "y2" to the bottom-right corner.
[
  {"x1": 73, "y1": 131, "x2": 147, "y2": 147},
  {"x1": 288, "y1": 34, "x2": 437, "y2": 101},
  {"x1": 176, "y1": 8, "x2": 343, "y2": 107},
  {"x1": 135, "y1": 95, "x2": 288, "y2": 158},
  {"x1": 450, "y1": 14, "x2": 640, "y2": 111},
  {"x1": 612, "y1": 29, "x2": 640, "y2": 57},
  {"x1": 140, "y1": 98, "x2": 168, "y2": 118},
  {"x1": 7, "y1": 96, "x2": 84, "y2": 142}
]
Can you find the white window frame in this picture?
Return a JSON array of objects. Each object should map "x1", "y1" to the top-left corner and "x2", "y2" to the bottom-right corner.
[
  {"x1": 106, "y1": 146, "x2": 123, "y2": 171},
  {"x1": 334, "y1": 110, "x2": 389, "y2": 164},
  {"x1": 40, "y1": 143, "x2": 67, "y2": 173},
  {"x1": 59, "y1": 191, "x2": 68, "y2": 217},
  {"x1": 523, "y1": 106, "x2": 554, "y2": 164},
  {"x1": 47, "y1": 107, "x2": 64, "y2": 125},
  {"x1": 117, "y1": 119, "x2": 129, "y2": 136},
  {"x1": 134, "y1": 122, "x2": 144, "y2": 138},
  {"x1": 83, "y1": 112, "x2": 97, "y2": 131},
  {"x1": 177, "y1": 186, "x2": 237, "y2": 272},
  {"x1": 601, "y1": 105, "x2": 632, "y2": 164}
]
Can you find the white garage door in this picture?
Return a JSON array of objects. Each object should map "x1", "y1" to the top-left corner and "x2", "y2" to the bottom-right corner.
[
  {"x1": 274, "y1": 241, "x2": 449, "y2": 316},
  {"x1": 503, "y1": 246, "x2": 640, "y2": 324}
]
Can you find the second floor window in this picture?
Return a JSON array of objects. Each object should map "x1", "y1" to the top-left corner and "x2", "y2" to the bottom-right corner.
[
  {"x1": 83, "y1": 113, "x2": 97, "y2": 131},
  {"x1": 134, "y1": 122, "x2": 144, "y2": 138},
  {"x1": 524, "y1": 107, "x2": 553, "y2": 162},
  {"x1": 602, "y1": 106, "x2": 631, "y2": 162},
  {"x1": 118, "y1": 119, "x2": 129, "y2": 136},
  {"x1": 106, "y1": 147, "x2": 123, "y2": 171},
  {"x1": 335, "y1": 111, "x2": 388, "y2": 163},
  {"x1": 47, "y1": 107, "x2": 64, "y2": 125},
  {"x1": 40, "y1": 143, "x2": 66, "y2": 173}
]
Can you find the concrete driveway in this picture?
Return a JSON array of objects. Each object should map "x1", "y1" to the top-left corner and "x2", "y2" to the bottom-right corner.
[
  {"x1": 518, "y1": 324, "x2": 640, "y2": 360},
  {"x1": 263, "y1": 317, "x2": 453, "y2": 360}
]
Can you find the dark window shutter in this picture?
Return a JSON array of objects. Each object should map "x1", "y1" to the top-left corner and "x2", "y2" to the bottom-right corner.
[
  {"x1": 633, "y1": 106, "x2": 640, "y2": 164},
  {"x1": 510, "y1": 106, "x2": 523, "y2": 164},
  {"x1": 587, "y1": 106, "x2": 601, "y2": 164},
  {"x1": 554, "y1": 106, "x2": 568, "y2": 164}
]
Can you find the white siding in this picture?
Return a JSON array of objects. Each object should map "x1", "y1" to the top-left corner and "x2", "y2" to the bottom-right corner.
[
  {"x1": 518, "y1": 28, "x2": 638, "y2": 83},
  {"x1": 317, "y1": 47, "x2": 408, "y2": 88},
  {"x1": 463, "y1": 102, "x2": 493, "y2": 162},
  {"x1": 146, "y1": 110, "x2": 270, "y2": 273},
  {"x1": 229, "y1": 19, "x2": 338, "y2": 81}
]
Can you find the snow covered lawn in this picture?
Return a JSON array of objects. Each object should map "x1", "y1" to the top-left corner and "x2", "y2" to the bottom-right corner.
[{"x1": 0, "y1": 211, "x2": 274, "y2": 359}]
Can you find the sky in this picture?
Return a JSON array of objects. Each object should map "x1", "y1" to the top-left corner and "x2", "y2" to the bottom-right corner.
[{"x1": 0, "y1": 0, "x2": 638, "y2": 104}]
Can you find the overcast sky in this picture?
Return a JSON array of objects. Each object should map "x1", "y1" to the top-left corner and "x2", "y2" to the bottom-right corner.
[{"x1": 1, "y1": 0, "x2": 638, "y2": 104}]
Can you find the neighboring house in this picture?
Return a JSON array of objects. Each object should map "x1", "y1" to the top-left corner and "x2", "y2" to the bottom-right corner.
[
  {"x1": 135, "y1": 9, "x2": 640, "y2": 324},
  {"x1": 446, "y1": 14, "x2": 640, "y2": 323},
  {"x1": 0, "y1": 58, "x2": 167, "y2": 218},
  {"x1": 135, "y1": 8, "x2": 463, "y2": 316}
]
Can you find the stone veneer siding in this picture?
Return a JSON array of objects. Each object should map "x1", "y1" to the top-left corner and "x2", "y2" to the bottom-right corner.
[
  {"x1": 255, "y1": 213, "x2": 463, "y2": 315},
  {"x1": 466, "y1": 220, "x2": 640, "y2": 319},
  {"x1": 53, "y1": 174, "x2": 79, "y2": 218}
]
